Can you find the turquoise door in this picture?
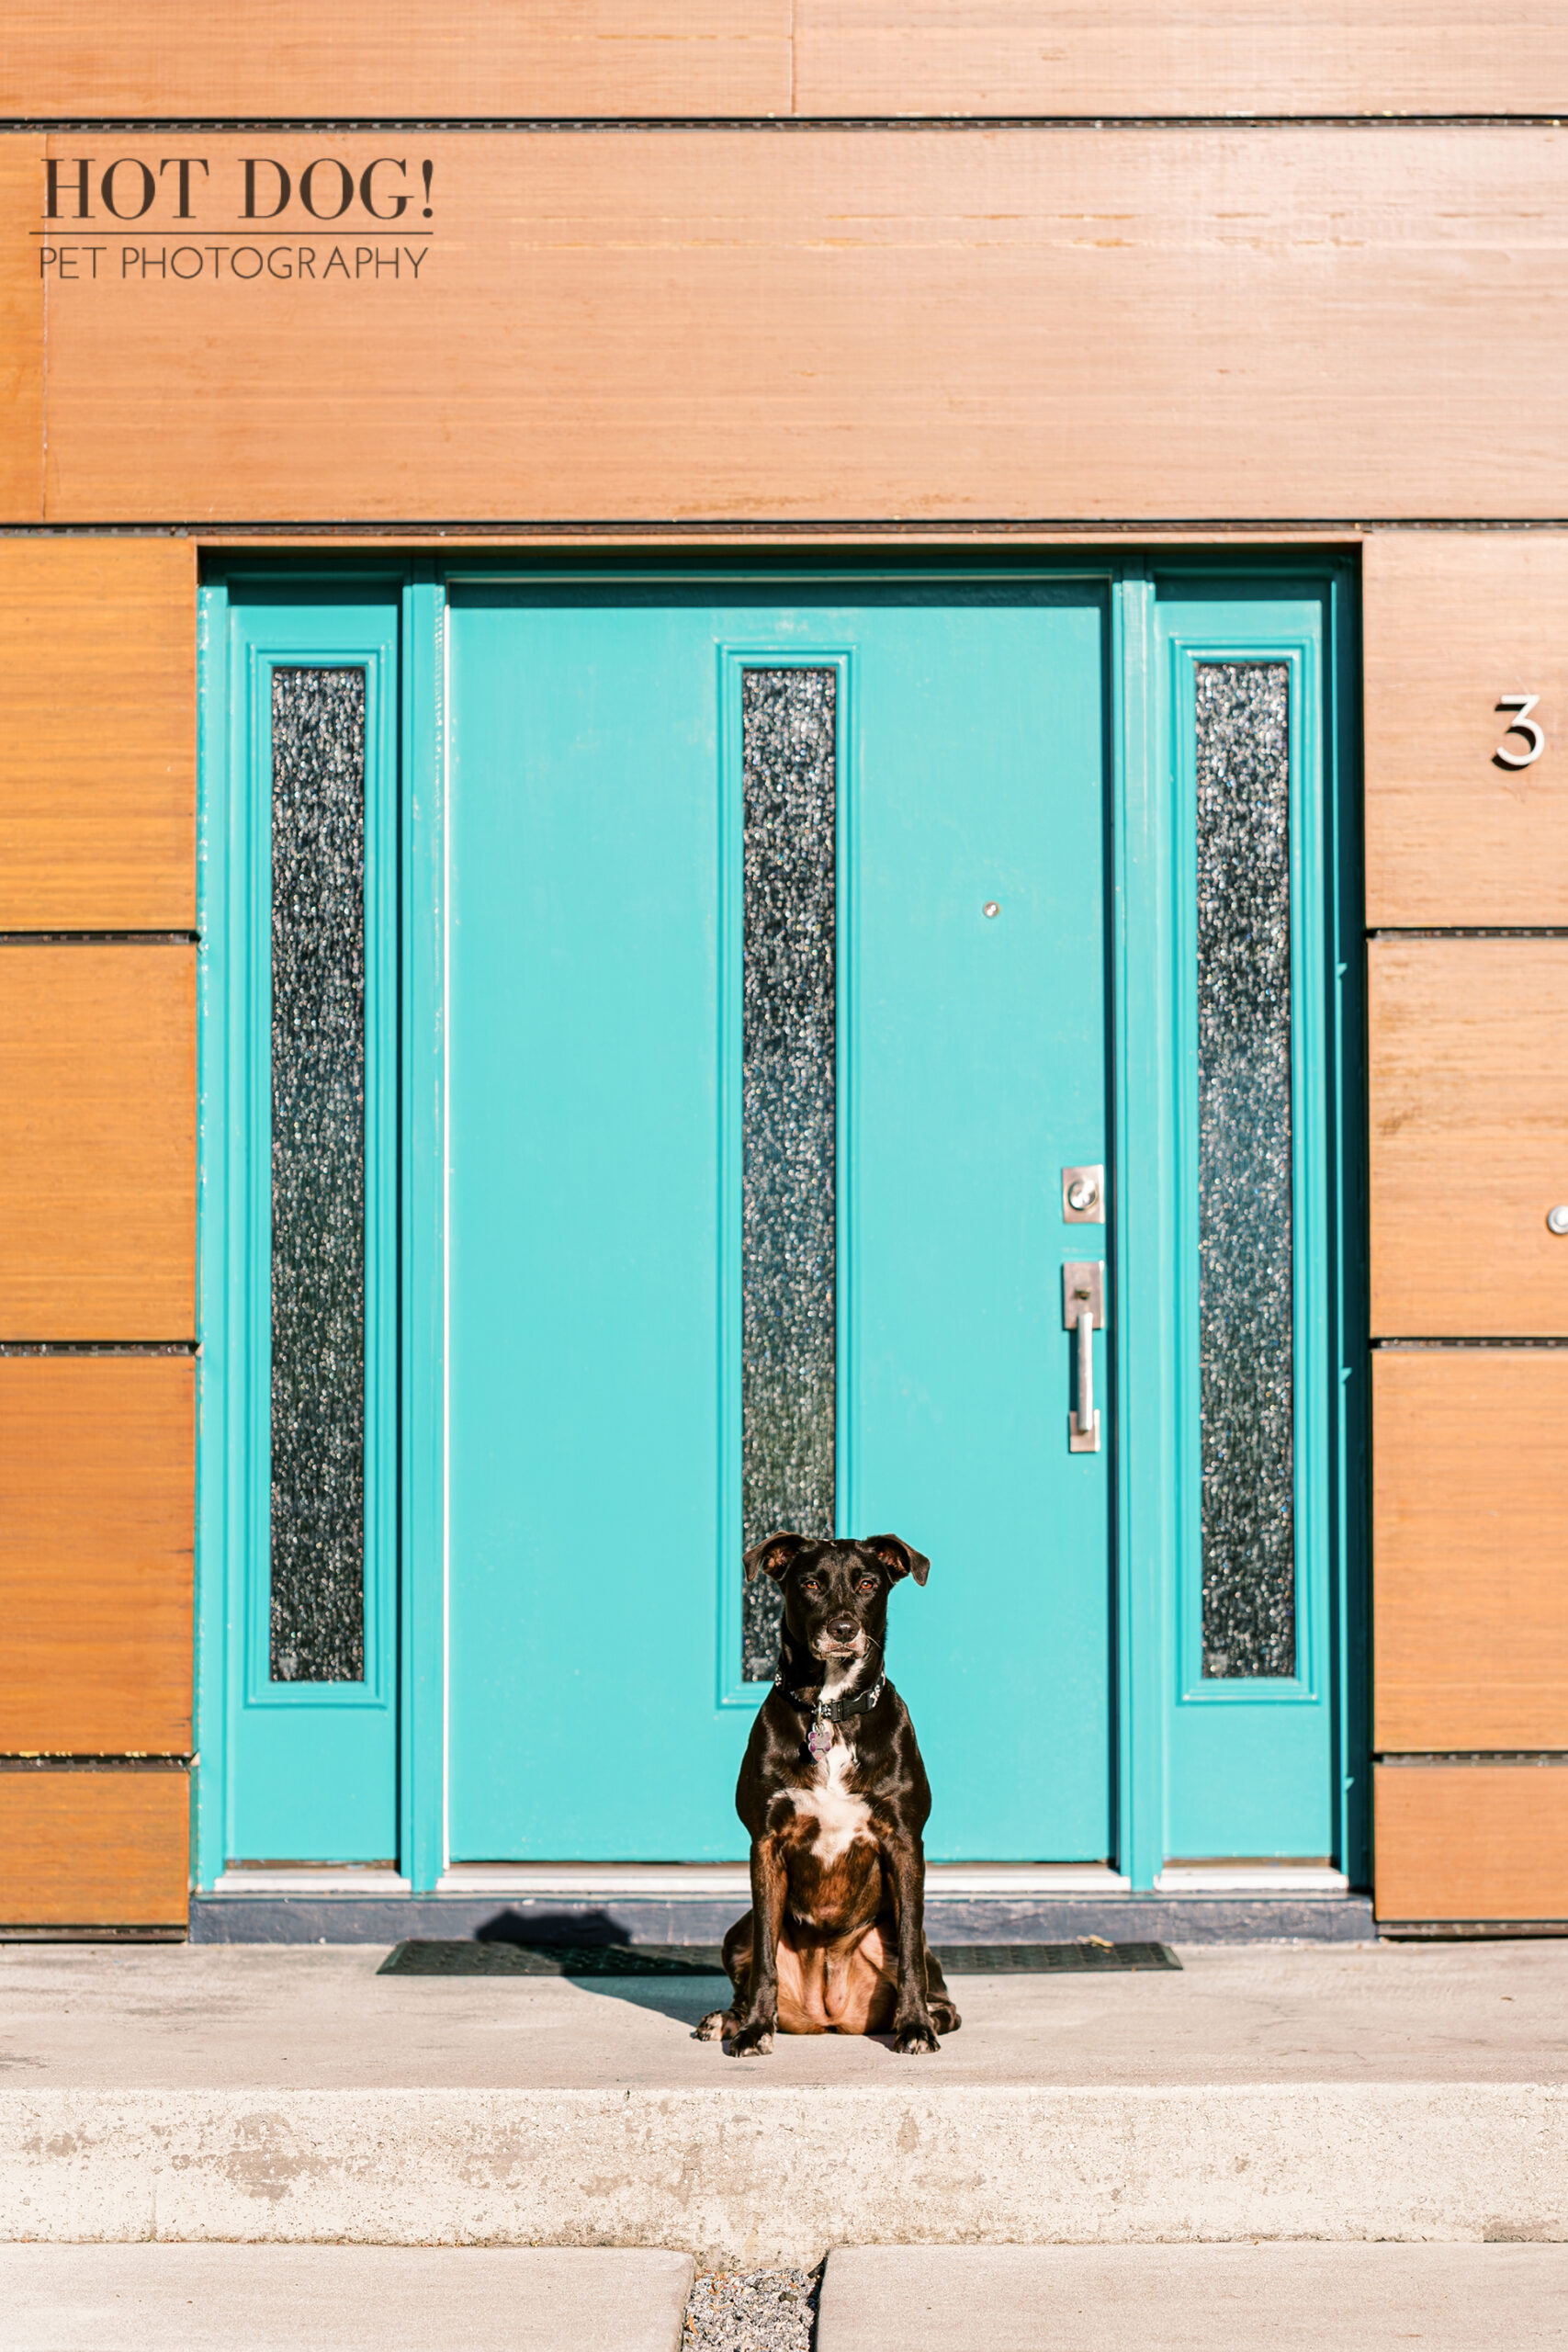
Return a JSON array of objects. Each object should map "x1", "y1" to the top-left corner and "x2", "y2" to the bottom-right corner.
[
  {"x1": 197, "y1": 561, "x2": 1363, "y2": 1892},
  {"x1": 444, "y1": 582, "x2": 1112, "y2": 1860}
]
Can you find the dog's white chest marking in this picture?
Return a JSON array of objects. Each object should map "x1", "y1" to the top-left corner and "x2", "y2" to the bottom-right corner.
[{"x1": 797, "y1": 1739, "x2": 873, "y2": 1865}]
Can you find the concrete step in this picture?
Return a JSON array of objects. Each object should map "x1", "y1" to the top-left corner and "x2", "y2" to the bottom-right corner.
[
  {"x1": 2, "y1": 1940, "x2": 1565, "y2": 2263},
  {"x1": 0, "y1": 2245, "x2": 694, "y2": 2352},
  {"x1": 816, "y1": 2244, "x2": 1568, "y2": 2351}
]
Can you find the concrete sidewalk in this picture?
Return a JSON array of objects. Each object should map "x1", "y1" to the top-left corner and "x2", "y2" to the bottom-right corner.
[
  {"x1": 0, "y1": 1940, "x2": 1564, "y2": 2260},
  {"x1": 816, "y1": 2245, "x2": 1568, "y2": 2350},
  {"x1": 0, "y1": 2245, "x2": 694, "y2": 2351}
]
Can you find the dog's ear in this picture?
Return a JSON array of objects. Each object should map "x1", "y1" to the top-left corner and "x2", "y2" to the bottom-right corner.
[
  {"x1": 863, "y1": 1533, "x2": 930, "y2": 1587},
  {"x1": 743, "y1": 1532, "x2": 811, "y2": 1584}
]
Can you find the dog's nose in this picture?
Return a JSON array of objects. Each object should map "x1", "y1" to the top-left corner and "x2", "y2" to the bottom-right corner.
[{"x1": 828, "y1": 1614, "x2": 859, "y2": 1643}]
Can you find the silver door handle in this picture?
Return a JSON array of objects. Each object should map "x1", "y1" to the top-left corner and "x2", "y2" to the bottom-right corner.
[{"x1": 1063, "y1": 1261, "x2": 1106, "y2": 1454}]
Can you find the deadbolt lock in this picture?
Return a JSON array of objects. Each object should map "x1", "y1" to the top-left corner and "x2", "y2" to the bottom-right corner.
[{"x1": 1062, "y1": 1164, "x2": 1105, "y2": 1224}]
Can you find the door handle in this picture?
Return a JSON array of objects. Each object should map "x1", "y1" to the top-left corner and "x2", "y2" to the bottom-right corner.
[{"x1": 1063, "y1": 1261, "x2": 1106, "y2": 1454}]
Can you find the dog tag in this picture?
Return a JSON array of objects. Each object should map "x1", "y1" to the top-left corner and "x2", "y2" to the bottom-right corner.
[{"x1": 807, "y1": 1719, "x2": 833, "y2": 1762}]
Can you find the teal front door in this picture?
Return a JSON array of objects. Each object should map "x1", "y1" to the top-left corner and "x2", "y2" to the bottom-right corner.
[
  {"x1": 444, "y1": 582, "x2": 1112, "y2": 1860},
  {"x1": 197, "y1": 561, "x2": 1362, "y2": 1894}
]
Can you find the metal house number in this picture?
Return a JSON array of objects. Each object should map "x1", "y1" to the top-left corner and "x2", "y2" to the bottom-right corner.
[{"x1": 1495, "y1": 694, "x2": 1546, "y2": 768}]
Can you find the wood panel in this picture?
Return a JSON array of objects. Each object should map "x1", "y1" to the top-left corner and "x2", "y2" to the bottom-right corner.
[
  {"x1": 1365, "y1": 534, "x2": 1568, "y2": 928},
  {"x1": 0, "y1": 945, "x2": 195, "y2": 1340},
  {"x1": 0, "y1": 141, "x2": 43, "y2": 521},
  {"x1": 0, "y1": 539, "x2": 196, "y2": 930},
  {"x1": 1374, "y1": 1351, "x2": 1568, "y2": 1751},
  {"x1": 1369, "y1": 940, "x2": 1568, "y2": 1337},
  {"x1": 0, "y1": 1356, "x2": 193, "y2": 1754},
  {"x1": 0, "y1": 3, "x2": 791, "y2": 118},
  {"x1": 0, "y1": 1770, "x2": 187, "y2": 1926},
  {"x1": 11, "y1": 128, "x2": 1568, "y2": 524},
  {"x1": 1374, "y1": 1764, "x2": 1568, "y2": 1922},
  {"x1": 6, "y1": 2, "x2": 1565, "y2": 119},
  {"x1": 795, "y1": 2, "x2": 1568, "y2": 118}
]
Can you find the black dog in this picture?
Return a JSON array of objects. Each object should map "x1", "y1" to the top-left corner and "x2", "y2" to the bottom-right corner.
[{"x1": 694, "y1": 1532, "x2": 961, "y2": 2056}]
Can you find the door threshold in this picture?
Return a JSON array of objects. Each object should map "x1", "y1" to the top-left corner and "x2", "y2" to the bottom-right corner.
[
  {"x1": 188, "y1": 1883, "x2": 1376, "y2": 1944},
  {"x1": 434, "y1": 1861, "x2": 1133, "y2": 1898},
  {"x1": 213, "y1": 1869, "x2": 413, "y2": 1896},
  {"x1": 1156, "y1": 1867, "x2": 1349, "y2": 1895}
]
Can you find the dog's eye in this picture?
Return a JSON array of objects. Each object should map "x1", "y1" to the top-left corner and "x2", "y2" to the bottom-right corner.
[
  {"x1": 799, "y1": 1577, "x2": 822, "y2": 1594},
  {"x1": 856, "y1": 1577, "x2": 877, "y2": 1594}
]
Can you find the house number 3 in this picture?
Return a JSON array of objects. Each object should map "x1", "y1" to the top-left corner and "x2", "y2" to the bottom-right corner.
[{"x1": 1495, "y1": 694, "x2": 1546, "y2": 768}]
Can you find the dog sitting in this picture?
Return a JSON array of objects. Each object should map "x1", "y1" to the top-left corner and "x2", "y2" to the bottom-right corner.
[{"x1": 695, "y1": 1531, "x2": 961, "y2": 2056}]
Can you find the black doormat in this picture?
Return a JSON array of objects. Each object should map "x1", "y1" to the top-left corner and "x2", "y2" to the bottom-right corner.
[
  {"x1": 935, "y1": 1940, "x2": 1179, "y2": 1973},
  {"x1": 378, "y1": 1937, "x2": 1179, "y2": 1977}
]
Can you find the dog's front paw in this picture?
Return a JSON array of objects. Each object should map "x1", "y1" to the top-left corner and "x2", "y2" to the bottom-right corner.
[
  {"x1": 693, "y1": 2008, "x2": 736, "y2": 2042},
  {"x1": 892, "y1": 2016, "x2": 942, "y2": 2055},
  {"x1": 728, "y1": 2020, "x2": 775, "y2": 2057}
]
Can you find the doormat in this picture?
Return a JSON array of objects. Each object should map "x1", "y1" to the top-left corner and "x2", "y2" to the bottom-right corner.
[
  {"x1": 936, "y1": 1940, "x2": 1179, "y2": 1973},
  {"x1": 378, "y1": 1938, "x2": 1179, "y2": 1977}
]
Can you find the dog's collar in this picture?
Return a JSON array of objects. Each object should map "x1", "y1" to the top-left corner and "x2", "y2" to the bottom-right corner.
[{"x1": 773, "y1": 1669, "x2": 886, "y2": 1726}]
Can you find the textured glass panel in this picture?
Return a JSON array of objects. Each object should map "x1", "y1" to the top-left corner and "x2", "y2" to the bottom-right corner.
[
  {"x1": 269, "y1": 667, "x2": 367, "y2": 1684},
  {"x1": 1196, "y1": 662, "x2": 1294, "y2": 1680},
  {"x1": 741, "y1": 669, "x2": 837, "y2": 1679}
]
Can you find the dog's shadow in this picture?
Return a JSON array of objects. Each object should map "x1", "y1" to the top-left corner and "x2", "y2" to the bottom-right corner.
[
  {"x1": 574, "y1": 1974, "x2": 735, "y2": 2030},
  {"x1": 474, "y1": 1908, "x2": 733, "y2": 2030},
  {"x1": 465, "y1": 1912, "x2": 942, "y2": 2041}
]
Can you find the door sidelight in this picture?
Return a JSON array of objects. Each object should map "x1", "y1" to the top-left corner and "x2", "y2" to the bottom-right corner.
[{"x1": 1063, "y1": 1261, "x2": 1106, "y2": 1453}]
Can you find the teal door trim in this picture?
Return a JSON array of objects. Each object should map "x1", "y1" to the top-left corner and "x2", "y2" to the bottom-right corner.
[
  {"x1": 1109, "y1": 555, "x2": 1171, "y2": 1892},
  {"x1": 195, "y1": 549, "x2": 1367, "y2": 1892},
  {"x1": 1113, "y1": 560, "x2": 1366, "y2": 1878},
  {"x1": 196, "y1": 571, "x2": 404, "y2": 1883},
  {"x1": 399, "y1": 560, "x2": 447, "y2": 1890},
  {"x1": 1327, "y1": 562, "x2": 1371, "y2": 1892},
  {"x1": 1164, "y1": 599, "x2": 1328, "y2": 1713}
]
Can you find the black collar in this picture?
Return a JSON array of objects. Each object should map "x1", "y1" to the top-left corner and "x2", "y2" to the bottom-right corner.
[{"x1": 773, "y1": 1668, "x2": 886, "y2": 1725}]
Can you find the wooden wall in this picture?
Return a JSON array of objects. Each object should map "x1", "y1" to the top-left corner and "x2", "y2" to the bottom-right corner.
[
  {"x1": 5, "y1": 128, "x2": 1568, "y2": 524},
  {"x1": 0, "y1": 540, "x2": 195, "y2": 931},
  {"x1": 1366, "y1": 533, "x2": 1568, "y2": 1928},
  {"x1": 0, "y1": 1771, "x2": 189, "y2": 1928},
  {"x1": 1365, "y1": 536, "x2": 1568, "y2": 930},
  {"x1": 0, "y1": 1358, "x2": 194, "y2": 1756},
  {"x1": 6, "y1": 3, "x2": 1567, "y2": 119},
  {"x1": 0, "y1": 537, "x2": 196, "y2": 1930},
  {"x1": 3, "y1": 17, "x2": 1566, "y2": 1938}
]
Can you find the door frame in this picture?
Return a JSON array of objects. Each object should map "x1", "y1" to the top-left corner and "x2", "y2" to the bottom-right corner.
[{"x1": 194, "y1": 550, "x2": 1366, "y2": 1894}]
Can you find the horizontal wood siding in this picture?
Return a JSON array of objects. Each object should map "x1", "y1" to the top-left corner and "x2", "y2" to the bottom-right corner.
[
  {"x1": 0, "y1": 1770, "x2": 187, "y2": 1927},
  {"x1": 0, "y1": 945, "x2": 196, "y2": 1340},
  {"x1": 5, "y1": 129, "x2": 1568, "y2": 523},
  {"x1": 795, "y1": 2, "x2": 1568, "y2": 116},
  {"x1": 1374, "y1": 1765, "x2": 1568, "y2": 1923},
  {"x1": 1365, "y1": 533, "x2": 1568, "y2": 928},
  {"x1": 0, "y1": 2, "x2": 792, "y2": 119},
  {"x1": 1368, "y1": 938, "x2": 1568, "y2": 1338},
  {"x1": 0, "y1": 539, "x2": 196, "y2": 930},
  {"x1": 1373, "y1": 1351, "x2": 1568, "y2": 1753},
  {"x1": 0, "y1": 1357, "x2": 194, "y2": 1756},
  {"x1": 6, "y1": 2, "x2": 1565, "y2": 118}
]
